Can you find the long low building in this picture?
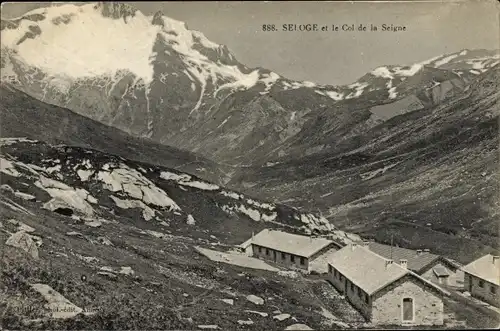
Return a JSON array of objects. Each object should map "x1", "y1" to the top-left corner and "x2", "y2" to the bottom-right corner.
[
  {"x1": 243, "y1": 229, "x2": 342, "y2": 272},
  {"x1": 462, "y1": 254, "x2": 500, "y2": 307},
  {"x1": 366, "y1": 242, "x2": 464, "y2": 288},
  {"x1": 327, "y1": 243, "x2": 449, "y2": 326}
]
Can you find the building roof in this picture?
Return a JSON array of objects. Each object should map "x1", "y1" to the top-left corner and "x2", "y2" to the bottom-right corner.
[
  {"x1": 249, "y1": 229, "x2": 334, "y2": 258},
  {"x1": 462, "y1": 254, "x2": 500, "y2": 286},
  {"x1": 328, "y1": 244, "x2": 450, "y2": 296},
  {"x1": 238, "y1": 238, "x2": 253, "y2": 249},
  {"x1": 433, "y1": 266, "x2": 450, "y2": 277},
  {"x1": 367, "y1": 242, "x2": 442, "y2": 273}
]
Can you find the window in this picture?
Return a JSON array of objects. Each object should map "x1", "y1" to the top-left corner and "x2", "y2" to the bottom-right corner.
[
  {"x1": 358, "y1": 287, "x2": 362, "y2": 298},
  {"x1": 291, "y1": 255, "x2": 295, "y2": 263},
  {"x1": 333, "y1": 269, "x2": 337, "y2": 277},
  {"x1": 300, "y1": 257, "x2": 305, "y2": 265},
  {"x1": 402, "y1": 298, "x2": 414, "y2": 321},
  {"x1": 491, "y1": 285, "x2": 497, "y2": 294},
  {"x1": 351, "y1": 283, "x2": 354, "y2": 292},
  {"x1": 258, "y1": 246, "x2": 262, "y2": 253},
  {"x1": 282, "y1": 252, "x2": 286, "y2": 260},
  {"x1": 328, "y1": 265, "x2": 333, "y2": 273},
  {"x1": 266, "y1": 248, "x2": 270, "y2": 256},
  {"x1": 479, "y1": 280, "x2": 484, "y2": 288},
  {"x1": 365, "y1": 294, "x2": 369, "y2": 304}
]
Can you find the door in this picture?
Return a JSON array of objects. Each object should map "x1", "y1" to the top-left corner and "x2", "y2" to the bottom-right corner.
[
  {"x1": 273, "y1": 250, "x2": 277, "y2": 262},
  {"x1": 402, "y1": 298, "x2": 414, "y2": 322},
  {"x1": 468, "y1": 275, "x2": 473, "y2": 293}
]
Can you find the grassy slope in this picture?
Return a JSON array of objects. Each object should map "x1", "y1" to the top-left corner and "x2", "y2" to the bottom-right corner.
[
  {"x1": 228, "y1": 68, "x2": 500, "y2": 264},
  {"x1": 0, "y1": 200, "x2": 364, "y2": 330}
]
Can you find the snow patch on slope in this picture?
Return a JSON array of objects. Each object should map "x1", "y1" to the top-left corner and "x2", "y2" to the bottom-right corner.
[
  {"x1": 2, "y1": 4, "x2": 159, "y2": 84},
  {"x1": 160, "y1": 171, "x2": 219, "y2": 190},
  {"x1": 110, "y1": 195, "x2": 156, "y2": 221},
  {"x1": 97, "y1": 165, "x2": 180, "y2": 210},
  {"x1": 0, "y1": 157, "x2": 21, "y2": 177},
  {"x1": 345, "y1": 82, "x2": 368, "y2": 99},
  {"x1": 434, "y1": 54, "x2": 459, "y2": 67},
  {"x1": 36, "y1": 176, "x2": 96, "y2": 215}
]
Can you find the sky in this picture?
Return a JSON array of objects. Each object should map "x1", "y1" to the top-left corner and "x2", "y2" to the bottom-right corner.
[{"x1": 1, "y1": 1, "x2": 499, "y2": 85}]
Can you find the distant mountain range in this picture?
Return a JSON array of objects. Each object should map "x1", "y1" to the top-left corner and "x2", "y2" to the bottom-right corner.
[
  {"x1": 1, "y1": 2, "x2": 498, "y2": 166},
  {"x1": 1, "y1": 2, "x2": 498, "y2": 262}
]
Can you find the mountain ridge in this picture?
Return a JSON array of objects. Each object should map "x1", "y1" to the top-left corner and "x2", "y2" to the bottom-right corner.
[{"x1": 1, "y1": 2, "x2": 498, "y2": 167}]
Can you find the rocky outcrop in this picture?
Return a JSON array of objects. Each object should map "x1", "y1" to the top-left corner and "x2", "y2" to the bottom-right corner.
[{"x1": 6, "y1": 231, "x2": 39, "y2": 259}]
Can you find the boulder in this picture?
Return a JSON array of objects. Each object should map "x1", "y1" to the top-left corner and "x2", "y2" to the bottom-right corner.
[
  {"x1": 96, "y1": 236, "x2": 113, "y2": 246},
  {"x1": 84, "y1": 220, "x2": 102, "y2": 228},
  {"x1": 0, "y1": 184, "x2": 14, "y2": 192},
  {"x1": 285, "y1": 324, "x2": 313, "y2": 330},
  {"x1": 278, "y1": 270, "x2": 298, "y2": 279},
  {"x1": 30, "y1": 283, "x2": 85, "y2": 319},
  {"x1": 237, "y1": 319, "x2": 254, "y2": 325},
  {"x1": 14, "y1": 191, "x2": 36, "y2": 201},
  {"x1": 66, "y1": 231, "x2": 85, "y2": 238},
  {"x1": 221, "y1": 299, "x2": 234, "y2": 305},
  {"x1": 186, "y1": 214, "x2": 196, "y2": 225},
  {"x1": 197, "y1": 325, "x2": 218, "y2": 330},
  {"x1": 6, "y1": 231, "x2": 39, "y2": 259},
  {"x1": 119, "y1": 266, "x2": 135, "y2": 276},
  {"x1": 246, "y1": 294, "x2": 264, "y2": 305},
  {"x1": 244, "y1": 310, "x2": 268, "y2": 317},
  {"x1": 273, "y1": 313, "x2": 291, "y2": 321},
  {"x1": 8, "y1": 219, "x2": 35, "y2": 233},
  {"x1": 97, "y1": 271, "x2": 118, "y2": 280}
]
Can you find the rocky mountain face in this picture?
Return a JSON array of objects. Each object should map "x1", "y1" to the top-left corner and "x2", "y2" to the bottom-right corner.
[
  {"x1": 229, "y1": 65, "x2": 500, "y2": 263},
  {"x1": 2, "y1": 3, "x2": 498, "y2": 166},
  {"x1": 0, "y1": 138, "x2": 361, "y2": 245},
  {"x1": 0, "y1": 84, "x2": 230, "y2": 186}
]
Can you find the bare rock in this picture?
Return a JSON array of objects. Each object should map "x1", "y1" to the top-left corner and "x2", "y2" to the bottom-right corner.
[
  {"x1": 246, "y1": 294, "x2": 264, "y2": 305},
  {"x1": 84, "y1": 220, "x2": 102, "y2": 228},
  {"x1": 278, "y1": 270, "x2": 298, "y2": 279},
  {"x1": 0, "y1": 184, "x2": 14, "y2": 192},
  {"x1": 285, "y1": 324, "x2": 313, "y2": 330},
  {"x1": 97, "y1": 271, "x2": 118, "y2": 280},
  {"x1": 244, "y1": 310, "x2": 268, "y2": 317},
  {"x1": 186, "y1": 214, "x2": 196, "y2": 225},
  {"x1": 197, "y1": 325, "x2": 219, "y2": 330},
  {"x1": 237, "y1": 319, "x2": 254, "y2": 325},
  {"x1": 221, "y1": 299, "x2": 234, "y2": 305},
  {"x1": 7, "y1": 219, "x2": 35, "y2": 233},
  {"x1": 6, "y1": 231, "x2": 39, "y2": 259},
  {"x1": 66, "y1": 231, "x2": 84, "y2": 238},
  {"x1": 273, "y1": 313, "x2": 291, "y2": 321},
  {"x1": 14, "y1": 191, "x2": 36, "y2": 201},
  {"x1": 119, "y1": 266, "x2": 135, "y2": 276},
  {"x1": 30, "y1": 283, "x2": 86, "y2": 319},
  {"x1": 96, "y1": 236, "x2": 113, "y2": 246}
]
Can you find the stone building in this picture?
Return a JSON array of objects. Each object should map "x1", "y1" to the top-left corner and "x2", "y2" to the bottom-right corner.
[
  {"x1": 367, "y1": 242, "x2": 464, "y2": 287},
  {"x1": 245, "y1": 229, "x2": 341, "y2": 272},
  {"x1": 462, "y1": 254, "x2": 500, "y2": 307},
  {"x1": 327, "y1": 243, "x2": 449, "y2": 326}
]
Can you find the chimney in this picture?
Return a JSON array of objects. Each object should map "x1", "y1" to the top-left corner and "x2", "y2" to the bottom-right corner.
[
  {"x1": 400, "y1": 259, "x2": 408, "y2": 269},
  {"x1": 385, "y1": 260, "x2": 393, "y2": 269},
  {"x1": 493, "y1": 256, "x2": 499, "y2": 264},
  {"x1": 416, "y1": 249, "x2": 423, "y2": 256}
]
